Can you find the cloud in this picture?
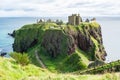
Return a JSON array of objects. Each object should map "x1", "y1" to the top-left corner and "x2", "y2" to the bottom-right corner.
[{"x1": 0, "y1": 0, "x2": 120, "y2": 17}]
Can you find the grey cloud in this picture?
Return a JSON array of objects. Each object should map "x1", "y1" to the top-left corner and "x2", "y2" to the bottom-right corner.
[
  {"x1": 75, "y1": 2, "x2": 91, "y2": 6},
  {"x1": 67, "y1": 2, "x2": 91, "y2": 8},
  {"x1": 24, "y1": 0, "x2": 55, "y2": 4},
  {"x1": 1, "y1": 8, "x2": 36, "y2": 12},
  {"x1": 2, "y1": 8, "x2": 16, "y2": 11},
  {"x1": 22, "y1": 8, "x2": 36, "y2": 11},
  {"x1": 67, "y1": 1, "x2": 113, "y2": 9},
  {"x1": 95, "y1": 8, "x2": 120, "y2": 16}
]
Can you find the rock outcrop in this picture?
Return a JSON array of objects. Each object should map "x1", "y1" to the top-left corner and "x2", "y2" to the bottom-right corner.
[
  {"x1": 13, "y1": 21, "x2": 107, "y2": 66},
  {"x1": 8, "y1": 30, "x2": 16, "y2": 37},
  {"x1": 88, "y1": 60, "x2": 105, "y2": 68},
  {"x1": 41, "y1": 30, "x2": 75, "y2": 57},
  {"x1": 0, "y1": 52, "x2": 7, "y2": 57}
]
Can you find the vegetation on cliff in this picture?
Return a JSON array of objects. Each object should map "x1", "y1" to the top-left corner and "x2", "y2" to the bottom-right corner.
[{"x1": 13, "y1": 21, "x2": 107, "y2": 72}]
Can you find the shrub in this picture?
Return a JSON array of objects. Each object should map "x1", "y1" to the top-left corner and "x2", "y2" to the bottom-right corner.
[{"x1": 10, "y1": 52, "x2": 30, "y2": 66}]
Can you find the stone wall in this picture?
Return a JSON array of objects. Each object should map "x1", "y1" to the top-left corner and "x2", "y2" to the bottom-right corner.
[{"x1": 68, "y1": 14, "x2": 82, "y2": 25}]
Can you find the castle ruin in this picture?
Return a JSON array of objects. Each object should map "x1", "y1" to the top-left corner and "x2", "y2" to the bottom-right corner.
[{"x1": 68, "y1": 14, "x2": 82, "y2": 25}]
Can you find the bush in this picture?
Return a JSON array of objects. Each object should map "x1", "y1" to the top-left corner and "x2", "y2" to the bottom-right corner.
[{"x1": 10, "y1": 52, "x2": 30, "y2": 66}]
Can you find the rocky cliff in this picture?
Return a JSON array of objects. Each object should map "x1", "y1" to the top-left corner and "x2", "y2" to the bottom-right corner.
[{"x1": 13, "y1": 21, "x2": 107, "y2": 71}]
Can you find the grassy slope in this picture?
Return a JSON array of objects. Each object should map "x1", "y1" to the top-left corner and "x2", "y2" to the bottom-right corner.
[
  {"x1": 27, "y1": 45, "x2": 89, "y2": 72},
  {"x1": 28, "y1": 45, "x2": 67, "y2": 72},
  {"x1": 0, "y1": 57, "x2": 49, "y2": 80},
  {"x1": 75, "y1": 48, "x2": 89, "y2": 65},
  {"x1": 27, "y1": 45, "x2": 42, "y2": 67},
  {"x1": 0, "y1": 57, "x2": 120, "y2": 80}
]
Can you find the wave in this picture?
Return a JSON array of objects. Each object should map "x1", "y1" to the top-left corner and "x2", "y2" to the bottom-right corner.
[
  {"x1": 0, "y1": 48, "x2": 3, "y2": 52},
  {"x1": 0, "y1": 44, "x2": 12, "y2": 47}
]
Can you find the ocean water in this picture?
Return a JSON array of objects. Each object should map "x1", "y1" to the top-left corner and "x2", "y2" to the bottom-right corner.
[
  {"x1": 0, "y1": 17, "x2": 37, "y2": 52},
  {"x1": 0, "y1": 17, "x2": 120, "y2": 62},
  {"x1": 97, "y1": 18, "x2": 120, "y2": 62},
  {"x1": 0, "y1": 17, "x2": 66, "y2": 53}
]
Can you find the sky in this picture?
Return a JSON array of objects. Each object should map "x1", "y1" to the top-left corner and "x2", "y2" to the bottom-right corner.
[{"x1": 0, "y1": 0, "x2": 120, "y2": 17}]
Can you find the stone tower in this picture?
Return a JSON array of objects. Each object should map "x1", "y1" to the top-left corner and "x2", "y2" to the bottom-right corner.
[{"x1": 68, "y1": 14, "x2": 82, "y2": 25}]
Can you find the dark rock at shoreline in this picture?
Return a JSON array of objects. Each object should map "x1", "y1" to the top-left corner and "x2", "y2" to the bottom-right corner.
[
  {"x1": 8, "y1": 30, "x2": 15, "y2": 37},
  {"x1": 0, "y1": 52, "x2": 7, "y2": 57},
  {"x1": 88, "y1": 60, "x2": 105, "y2": 68}
]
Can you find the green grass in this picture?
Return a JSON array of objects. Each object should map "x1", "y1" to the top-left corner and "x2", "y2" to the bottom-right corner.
[
  {"x1": 75, "y1": 48, "x2": 89, "y2": 66},
  {"x1": 59, "y1": 48, "x2": 89, "y2": 72},
  {"x1": 27, "y1": 45, "x2": 42, "y2": 67},
  {"x1": 38, "y1": 46, "x2": 68, "y2": 72},
  {"x1": 33, "y1": 46, "x2": 89, "y2": 72},
  {"x1": 27, "y1": 45, "x2": 89, "y2": 73},
  {"x1": 89, "y1": 21, "x2": 100, "y2": 28},
  {"x1": 27, "y1": 45, "x2": 65, "y2": 72},
  {"x1": 20, "y1": 22, "x2": 59, "y2": 31},
  {"x1": 0, "y1": 57, "x2": 120, "y2": 80},
  {"x1": 74, "y1": 60, "x2": 120, "y2": 74},
  {"x1": 91, "y1": 36, "x2": 99, "y2": 51},
  {"x1": 0, "y1": 57, "x2": 48, "y2": 80}
]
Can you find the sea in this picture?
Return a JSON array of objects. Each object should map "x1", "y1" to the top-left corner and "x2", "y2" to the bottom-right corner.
[{"x1": 0, "y1": 17, "x2": 120, "y2": 62}]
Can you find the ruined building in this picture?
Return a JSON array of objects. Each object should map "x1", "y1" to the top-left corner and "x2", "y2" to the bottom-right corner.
[
  {"x1": 68, "y1": 14, "x2": 82, "y2": 25},
  {"x1": 37, "y1": 19, "x2": 45, "y2": 23}
]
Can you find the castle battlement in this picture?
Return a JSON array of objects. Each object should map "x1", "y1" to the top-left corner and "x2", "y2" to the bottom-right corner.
[{"x1": 68, "y1": 14, "x2": 82, "y2": 25}]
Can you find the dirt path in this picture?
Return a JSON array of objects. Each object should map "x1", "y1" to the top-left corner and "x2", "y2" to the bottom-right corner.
[{"x1": 35, "y1": 50, "x2": 46, "y2": 68}]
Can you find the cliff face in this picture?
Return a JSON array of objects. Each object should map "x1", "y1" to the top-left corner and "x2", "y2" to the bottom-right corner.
[
  {"x1": 13, "y1": 22, "x2": 107, "y2": 70},
  {"x1": 41, "y1": 30, "x2": 75, "y2": 57},
  {"x1": 62, "y1": 22, "x2": 107, "y2": 61}
]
